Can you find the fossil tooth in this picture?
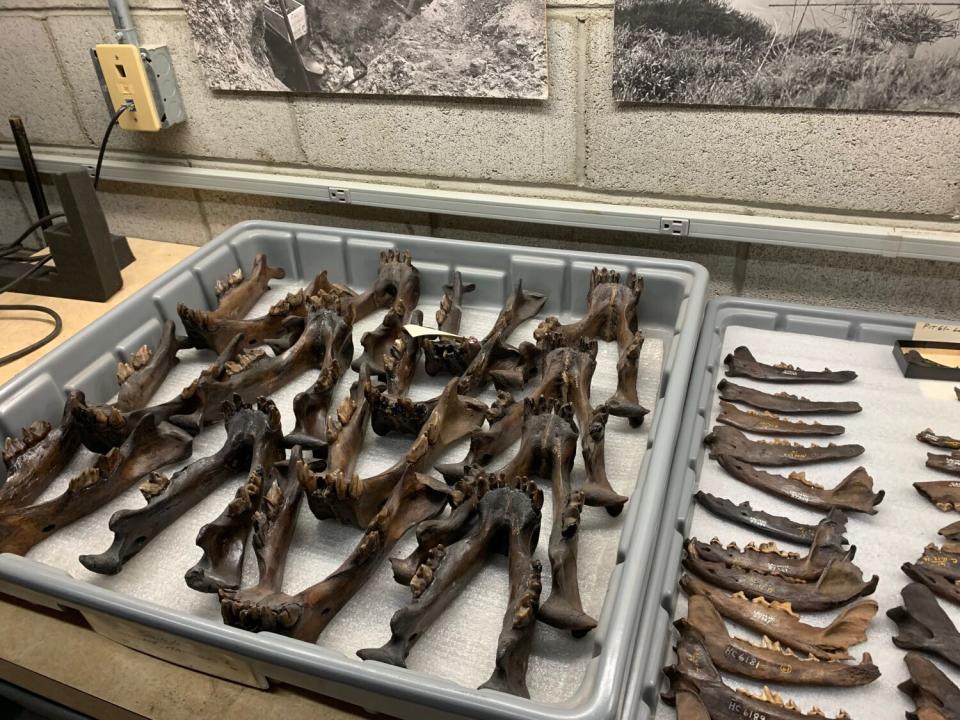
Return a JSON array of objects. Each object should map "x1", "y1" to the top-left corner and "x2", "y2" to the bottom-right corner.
[{"x1": 139, "y1": 471, "x2": 171, "y2": 501}]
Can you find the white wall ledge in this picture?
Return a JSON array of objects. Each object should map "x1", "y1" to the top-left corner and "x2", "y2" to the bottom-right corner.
[{"x1": 2, "y1": 145, "x2": 959, "y2": 262}]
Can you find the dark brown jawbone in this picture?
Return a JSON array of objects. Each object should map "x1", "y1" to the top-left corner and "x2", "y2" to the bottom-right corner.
[
  {"x1": 724, "y1": 346, "x2": 857, "y2": 383},
  {"x1": 705, "y1": 426, "x2": 864, "y2": 466}
]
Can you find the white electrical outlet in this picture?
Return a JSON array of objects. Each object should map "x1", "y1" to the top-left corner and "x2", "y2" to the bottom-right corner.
[
  {"x1": 328, "y1": 188, "x2": 351, "y2": 203},
  {"x1": 660, "y1": 218, "x2": 690, "y2": 237},
  {"x1": 91, "y1": 44, "x2": 186, "y2": 131}
]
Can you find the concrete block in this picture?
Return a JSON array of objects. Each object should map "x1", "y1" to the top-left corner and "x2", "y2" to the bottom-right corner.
[
  {"x1": 431, "y1": 213, "x2": 738, "y2": 297},
  {"x1": 0, "y1": 16, "x2": 88, "y2": 145},
  {"x1": 0, "y1": 173, "x2": 32, "y2": 245},
  {"x1": 13, "y1": 174, "x2": 208, "y2": 246},
  {"x1": 293, "y1": 14, "x2": 578, "y2": 184},
  {"x1": 0, "y1": 1, "x2": 181, "y2": 8},
  {"x1": 584, "y1": 12, "x2": 960, "y2": 217},
  {"x1": 46, "y1": 11, "x2": 306, "y2": 163},
  {"x1": 198, "y1": 190, "x2": 432, "y2": 239},
  {"x1": 96, "y1": 180, "x2": 208, "y2": 245},
  {"x1": 741, "y1": 244, "x2": 960, "y2": 319}
]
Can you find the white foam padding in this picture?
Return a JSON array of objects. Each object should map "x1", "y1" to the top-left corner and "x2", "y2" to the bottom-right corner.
[
  {"x1": 654, "y1": 326, "x2": 960, "y2": 718},
  {"x1": 27, "y1": 281, "x2": 664, "y2": 703}
]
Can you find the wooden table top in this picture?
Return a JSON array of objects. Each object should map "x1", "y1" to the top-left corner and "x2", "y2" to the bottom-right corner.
[
  {"x1": 0, "y1": 238, "x2": 196, "y2": 386},
  {"x1": 0, "y1": 238, "x2": 371, "y2": 720}
]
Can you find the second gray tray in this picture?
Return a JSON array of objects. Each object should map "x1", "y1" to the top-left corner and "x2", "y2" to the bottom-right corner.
[{"x1": 622, "y1": 297, "x2": 927, "y2": 719}]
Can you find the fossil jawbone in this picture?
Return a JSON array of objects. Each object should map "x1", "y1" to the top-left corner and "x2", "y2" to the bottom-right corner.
[
  {"x1": 898, "y1": 652, "x2": 960, "y2": 720},
  {"x1": 716, "y1": 379, "x2": 861, "y2": 414},
  {"x1": 724, "y1": 346, "x2": 857, "y2": 384},
  {"x1": 358, "y1": 485, "x2": 543, "y2": 698},
  {"x1": 889, "y1": 582, "x2": 960, "y2": 669},
  {"x1": 680, "y1": 595, "x2": 879, "y2": 686},
  {"x1": 79, "y1": 397, "x2": 282, "y2": 575},
  {"x1": 705, "y1": 427, "x2": 864, "y2": 466},
  {"x1": 662, "y1": 629, "x2": 853, "y2": 720},
  {"x1": 219, "y1": 470, "x2": 450, "y2": 642},
  {"x1": 0, "y1": 415, "x2": 193, "y2": 555},
  {"x1": 695, "y1": 491, "x2": 849, "y2": 546},
  {"x1": 680, "y1": 573, "x2": 876, "y2": 661},
  {"x1": 715, "y1": 455, "x2": 884, "y2": 515},
  {"x1": 684, "y1": 543, "x2": 878, "y2": 612}
]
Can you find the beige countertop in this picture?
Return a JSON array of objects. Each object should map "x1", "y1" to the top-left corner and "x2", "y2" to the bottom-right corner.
[
  {"x1": 0, "y1": 238, "x2": 372, "y2": 719},
  {"x1": 0, "y1": 239, "x2": 196, "y2": 386}
]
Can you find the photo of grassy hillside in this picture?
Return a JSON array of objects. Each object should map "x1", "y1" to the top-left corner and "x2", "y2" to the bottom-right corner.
[{"x1": 613, "y1": 0, "x2": 960, "y2": 112}]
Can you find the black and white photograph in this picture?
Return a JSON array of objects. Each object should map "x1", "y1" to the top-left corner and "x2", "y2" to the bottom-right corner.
[
  {"x1": 181, "y1": 0, "x2": 548, "y2": 99},
  {"x1": 613, "y1": 0, "x2": 960, "y2": 112}
]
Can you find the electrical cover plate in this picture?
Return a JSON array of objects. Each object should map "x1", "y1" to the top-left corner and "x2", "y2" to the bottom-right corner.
[{"x1": 93, "y1": 43, "x2": 162, "y2": 132}]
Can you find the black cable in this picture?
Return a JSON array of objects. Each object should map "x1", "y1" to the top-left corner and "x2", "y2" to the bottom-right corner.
[
  {"x1": 0, "y1": 255, "x2": 61, "y2": 366},
  {"x1": 93, "y1": 102, "x2": 133, "y2": 189},
  {"x1": 0, "y1": 101, "x2": 131, "y2": 365},
  {"x1": 0, "y1": 304, "x2": 62, "y2": 366},
  {"x1": 0, "y1": 255, "x2": 53, "y2": 294},
  {"x1": 0, "y1": 211, "x2": 64, "y2": 257}
]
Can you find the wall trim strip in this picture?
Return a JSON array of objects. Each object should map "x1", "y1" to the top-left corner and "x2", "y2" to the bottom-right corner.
[{"x1": 2, "y1": 146, "x2": 958, "y2": 262}]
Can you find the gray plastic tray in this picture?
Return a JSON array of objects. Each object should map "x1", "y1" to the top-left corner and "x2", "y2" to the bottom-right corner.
[
  {"x1": 0, "y1": 221, "x2": 708, "y2": 720},
  {"x1": 620, "y1": 297, "x2": 920, "y2": 719}
]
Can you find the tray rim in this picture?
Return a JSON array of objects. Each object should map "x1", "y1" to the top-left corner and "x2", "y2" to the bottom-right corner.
[{"x1": 0, "y1": 219, "x2": 710, "y2": 720}]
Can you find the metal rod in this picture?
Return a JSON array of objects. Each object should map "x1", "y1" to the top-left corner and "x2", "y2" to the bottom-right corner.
[
  {"x1": 7, "y1": 117, "x2": 51, "y2": 229},
  {"x1": 108, "y1": 0, "x2": 140, "y2": 45}
]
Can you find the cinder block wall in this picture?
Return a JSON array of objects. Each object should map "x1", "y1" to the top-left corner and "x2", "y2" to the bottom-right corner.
[{"x1": 1, "y1": 0, "x2": 959, "y2": 317}]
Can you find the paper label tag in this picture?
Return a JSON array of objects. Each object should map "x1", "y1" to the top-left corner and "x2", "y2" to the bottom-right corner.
[
  {"x1": 403, "y1": 324, "x2": 463, "y2": 339},
  {"x1": 913, "y1": 321, "x2": 960, "y2": 342},
  {"x1": 82, "y1": 608, "x2": 267, "y2": 688}
]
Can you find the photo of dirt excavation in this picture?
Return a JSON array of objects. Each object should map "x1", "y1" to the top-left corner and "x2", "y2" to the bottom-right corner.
[
  {"x1": 613, "y1": 0, "x2": 960, "y2": 112},
  {"x1": 181, "y1": 0, "x2": 548, "y2": 99}
]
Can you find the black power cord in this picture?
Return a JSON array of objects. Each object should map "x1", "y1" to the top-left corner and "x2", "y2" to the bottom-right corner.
[
  {"x1": 93, "y1": 101, "x2": 134, "y2": 189},
  {"x1": 0, "y1": 103, "x2": 133, "y2": 366},
  {"x1": 0, "y1": 212, "x2": 64, "y2": 258},
  {"x1": 0, "y1": 255, "x2": 63, "y2": 366}
]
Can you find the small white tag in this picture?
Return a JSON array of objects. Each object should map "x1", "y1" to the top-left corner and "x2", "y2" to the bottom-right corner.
[
  {"x1": 914, "y1": 321, "x2": 960, "y2": 342},
  {"x1": 403, "y1": 324, "x2": 463, "y2": 339}
]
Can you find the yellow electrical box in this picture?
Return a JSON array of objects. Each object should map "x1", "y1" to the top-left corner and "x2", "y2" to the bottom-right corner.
[{"x1": 94, "y1": 44, "x2": 162, "y2": 132}]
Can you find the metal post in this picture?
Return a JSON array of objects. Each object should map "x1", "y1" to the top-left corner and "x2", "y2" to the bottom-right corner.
[
  {"x1": 8, "y1": 117, "x2": 51, "y2": 229},
  {"x1": 108, "y1": 0, "x2": 140, "y2": 46}
]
